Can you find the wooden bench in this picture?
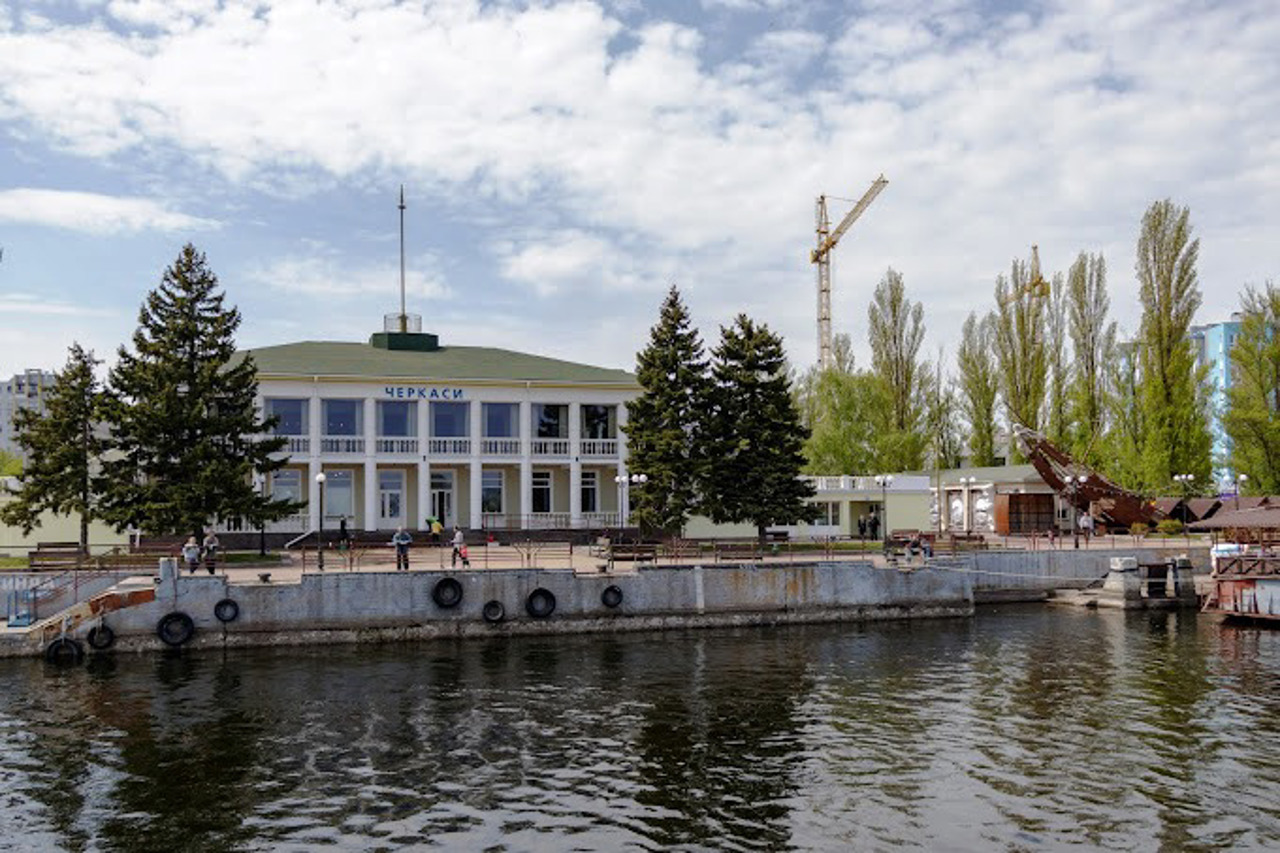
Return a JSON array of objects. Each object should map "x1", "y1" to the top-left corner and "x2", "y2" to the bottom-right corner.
[
  {"x1": 608, "y1": 543, "x2": 659, "y2": 565},
  {"x1": 27, "y1": 548, "x2": 84, "y2": 570},
  {"x1": 714, "y1": 542, "x2": 762, "y2": 563}
]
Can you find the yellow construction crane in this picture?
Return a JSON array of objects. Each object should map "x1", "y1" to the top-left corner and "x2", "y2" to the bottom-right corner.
[
  {"x1": 1000, "y1": 244, "x2": 1051, "y2": 305},
  {"x1": 811, "y1": 175, "x2": 888, "y2": 371}
]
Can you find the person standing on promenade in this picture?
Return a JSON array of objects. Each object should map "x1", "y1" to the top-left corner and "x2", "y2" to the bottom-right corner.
[
  {"x1": 451, "y1": 527, "x2": 470, "y2": 567},
  {"x1": 392, "y1": 527, "x2": 412, "y2": 571},
  {"x1": 431, "y1": 517, "x2": 444, "y2": 546},
  {"x1": 858, "y1": 514, "x2": 867, "y2": 541},
  {"x1": 182, "y1": 536, "x2": 201, "y2": 574},
  {"x1": 202, "y1": 530, "x2": 220, "y2": 574}
]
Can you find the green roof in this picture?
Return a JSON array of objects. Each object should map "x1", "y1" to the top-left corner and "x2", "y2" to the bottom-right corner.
[{"x1": 241, "y1": 341, "x2": 637, "y2": 386}]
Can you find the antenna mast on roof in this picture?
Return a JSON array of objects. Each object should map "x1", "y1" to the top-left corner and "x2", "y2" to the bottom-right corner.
[{"x1": 398, "y1": 185, "x2": 408, "y2": 333}]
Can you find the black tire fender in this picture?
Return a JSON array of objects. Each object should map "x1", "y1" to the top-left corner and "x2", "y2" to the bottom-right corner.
[
  {"x1": 86, "y1": 624, "x2": 116, "y2": 650},
  {"x1": 601, "y1": 585, "x2": 623, "y2": 609},
  {"x1": 525, "y1": 588, "x2": 556, "y2": 619},
  {"x1": 214, "y1": 599, "x2": 240, "y2": 623},
  {"x1": 482, "y1": 599, "x2": 505, "y2": 623},
  {"x1": 45, "y1": 637, "x2": 84, "y2": 665},
  {"x1": 156, "y1": 612, "x2": 195, "y2": 647},
  {"x1": 432, "y1": 577, "x2": 464, "y2": 609}
]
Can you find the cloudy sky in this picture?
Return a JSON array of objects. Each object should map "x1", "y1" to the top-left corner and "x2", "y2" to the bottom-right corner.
[{"x1": 0, "y1": 0, "x2": 1276, "y2": 379}]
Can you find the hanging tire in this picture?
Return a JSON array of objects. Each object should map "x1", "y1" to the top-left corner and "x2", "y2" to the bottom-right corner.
[
  {"x1": 86, "y1": 624, "x2": 115, "y2": 650},
  {"x1": 482, "y1": 600, "x2": 505, "y2": 623},
  {"x1": 45, "y1": 637, "x2": 84, "y2": 665},
  {"x1": 432, "y1": 578, "x2": 464, "y2": 609},
  {"x1": 526, "y1": 588, "x2": 556, "y2": 619},
  {"x1": 156, "y1": 612, "x2": 195, "y2": 647},
  {"x1": 601, "y1": 585, "x2": 623, "y2": 609},
  {"x1": 213, "y1": 598, "x2": 240, "y2": 623}
]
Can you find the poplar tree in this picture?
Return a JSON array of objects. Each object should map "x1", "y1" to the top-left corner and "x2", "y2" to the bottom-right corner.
[
  {"x1": 99, "y1": 244, "x2": 295, "y2": 539},
  {"x1": 623, "y1": 285, "x2": 710, "y2": 534},
  {"x1": 956, "y1": 312, "x2": 1000, "y2": 467},
  {"x1": 1224, "y1": 282, "x2": 1280, "y2": 492},
  {"x1": 1066, "y1": 252, "x2": 1115, "y2": 466},
  {"x1": 867, "y1": 268, "x2": 928, "y2": 471},
  {"x1": 1044, "y1": 273, "x2": 1071, "y2": 445},
  {"x1": 1135, "y1": 199, "x2": 1212, "y2": 487},
  {"x1": 797, "y1": 349, "x2": 884, "y2": 475},
  {"x1": 0, "y1": 344, "x2": 104, "y2": 553},
  {"x1": 992, "y1": 252, "x2": 1048, "y2": 457},
  {"x1": 702, "y1": 315, "x2": 816, "y2": 543},
  {"x1": 1108, "y1": 342, "x2": 1147, "y2": 490}
]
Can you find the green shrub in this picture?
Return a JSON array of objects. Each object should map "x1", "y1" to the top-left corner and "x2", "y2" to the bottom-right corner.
[
  {"x1": 1129, "y1": 522, "x2": 1149, "y2": 537},
  {"x1": 1156, "y1": 519, "x2": 1184, "y2": 536}
]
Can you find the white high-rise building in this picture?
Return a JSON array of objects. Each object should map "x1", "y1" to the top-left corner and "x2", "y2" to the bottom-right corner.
[{"x1": 0, "y1": 369, "x2": 57, "y2": 460}]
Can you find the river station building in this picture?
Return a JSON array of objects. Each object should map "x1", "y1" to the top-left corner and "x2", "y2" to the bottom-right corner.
[{"x1": 246, "y1": 323, "x2": 638, "y2": 535}]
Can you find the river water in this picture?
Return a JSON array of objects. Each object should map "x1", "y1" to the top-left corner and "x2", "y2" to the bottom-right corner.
[{"x1": 1, "y1": 607, "x2": 1277, "y2": 851}]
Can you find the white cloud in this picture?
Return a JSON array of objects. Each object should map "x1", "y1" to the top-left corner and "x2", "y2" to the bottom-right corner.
[
  {"x1": 245, "y1": 249, "x2": 450, "y2": 301},
  {"x1": 496, "y1": 229, "x2": 666, "y2": 296},
  {"x1": 0, "y1": 293, "x2": 116, "y2": 317},
  {"x1": 0, "y1": 188, "x2": 219, "y2": 234}
]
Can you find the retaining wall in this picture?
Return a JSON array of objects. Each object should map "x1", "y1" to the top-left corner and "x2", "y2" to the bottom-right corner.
[
  {"x1": 966, "y1": 546, "x2": 1211, "y2": 602},
  {"x1": 5, "y1": 560, "x2": 973, "y2": 657}
]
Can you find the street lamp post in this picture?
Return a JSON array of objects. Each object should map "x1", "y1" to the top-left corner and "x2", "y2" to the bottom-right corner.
[
  {"x1": 315, "y1": 471, "x2": 327, "y2": 571},
  {"x1": 255, "y1": 472, "x2": 267, "y2": 557},
  {"x1": 1174, "y1": 474, "x2": 1194, "y2": 545},
  {"x1": 1069, "y1": 474, "x2": 1088, "y2": 549},
  {"x1": 1236, "y1": 473, "x2": 1249, "y2": 512},
  {"x1": 874, "y1": 474, "x2": 893, "y2": 546},
  {"x1": 614, "y1": 472, "x2": 648, "y2": 530}
]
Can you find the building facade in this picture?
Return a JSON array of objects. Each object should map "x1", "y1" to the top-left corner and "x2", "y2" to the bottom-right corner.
[
  {"x1": 1191, "y1": 314, "x2": 1243, "y2": 484},
  {"x1": 0, "y1": 369, "x2": 56, "y2": 460},
  {"x1": 244, "y1": 330, "x2": 639, "y2": 534}
]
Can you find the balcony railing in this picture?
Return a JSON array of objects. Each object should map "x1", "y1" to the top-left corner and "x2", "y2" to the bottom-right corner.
[
  {"x1": 481, "y1": 438, "x2": 521, "y2": 456},
  {"x1": 428, "y1": 437, "x2": 471, "y2": 455},
  {"x1": 281, "y1": 436, "x2": 310, "y2": 454},
  {"x1": 580, "y1": 439, "x2": 618, "y2": 457},
  {"x1": 582, "y1": 511, "x2": 620, "y2": 527},
  {"x1": 376, "y1": 438, "x2": 419, "y2": 454},
  {"x1": 321, "y1": 436, "x2": 365, "y2": 454},
  {"x1": 214, "y1": 511, "x2": 310, "y2": 534},
  {"x1": 531, "y1": 439, "x2": 570, "y2": 456},
  {"x1": 481, "y1": 511, "x2": 620, "y2": 530}
]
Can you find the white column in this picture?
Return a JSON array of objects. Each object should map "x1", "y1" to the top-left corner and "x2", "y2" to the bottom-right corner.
[
  {"x1": 416, "y1": 400, "x2": 430, "y2": 530},
  {"x1": 363, "y1": 398, "x2": 377, "y2": 531},
  {"x1": 616, "y1": 403, "x2": 629, "y2": 526},
  {"x1": 520, "y1": 400, "x2": 532, "y2": 531},
  {"x1": 469, "y1": 458, "x2": 483, "y2": 531},
  {"x1": 469, "y1": 399, "x2": 483, "y2": 529},
  {"x1": 308, "y1": 459, "x2": 322, "y2": 530},
  {"x1": 308, "y1": 393, "x2": 322, "y2": 460},
  {"x1": 569, "y1": 402, "x2": 582, "y2": 528}
]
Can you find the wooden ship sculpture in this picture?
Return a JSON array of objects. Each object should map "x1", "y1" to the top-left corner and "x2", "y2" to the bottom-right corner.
[{"x1": 1011, "y1": 424, "x2": 1160, "y2": 529}]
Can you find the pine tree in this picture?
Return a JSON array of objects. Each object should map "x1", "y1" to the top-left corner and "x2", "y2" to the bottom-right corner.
[
  {"x1": 956, "y1": 312, "x2": 1000, "y2": 467},
  {"x1": 623, "y1": 285, "x2": 710, "y2": 535},
  {"x1": 99, "y1": 244, "x2": 296, "y2": 539},
  {"x1": 0, "y1": 344, "x2": 104, "y2": 553},
  {"x1": 1066, "y1": 252, "x2": 1115, "y2": 466},
  {"x1": 702, "y1": 315, "x2": 817, "y2": 544},
  {"x1": 1224, "y1": 282, "x2": 1280, "y2": 492},
  {"x1": 1135, "y1": 199, "x2": 1212, "y2": 488}
]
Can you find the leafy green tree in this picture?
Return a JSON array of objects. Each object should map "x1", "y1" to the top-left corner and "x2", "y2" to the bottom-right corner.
[
  {"x1": 703, "y1": 315, "x2": 817, "y2": 543},
  {"x1": 992, "y1": 251, "x2": 1049, "y2": 456},
  {"x1": 623, "y1": 285, "x2": 710, "y2": 534},
  {"x1": 99, "y1": 244, "x2": 296, "y2": 540},
  {"x1": 926, "y1": 354, "x2": 964, "y2": 470},
  {"x1": 1066, "y1": 252, "x2": 1115, "y2": 466},
  {"x1": 798, "y1": 361, "x2": 885, "y2": 476},
  {"x1": 1135, "y1": 199, "x2": 1212, "y2": 488},
  {"x1": 867, "y1": 268, "x2": 928, "y2": 470},
  {"x1": 0, "y1": 344, "x2": 104, "y2": 553},
  {"x1": 1224, "y1": 282, "x2": 1280, "y2": 492},
  {"x1": 956, "y1": 312, "x2": 1000, "y2": 467},
  {"x1": 1107, "y1": 341, "x2": 1147, "y2": 490},
  {"x1": 1045, "y1": 272, "x2": 1071, "y2": 445},
  {"x1": 0, "y1": 450, "x2": 21, "y2": 477}
]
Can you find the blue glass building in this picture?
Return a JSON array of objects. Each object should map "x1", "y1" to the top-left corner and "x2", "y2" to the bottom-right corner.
[{"x1": 1190, "y1": 315, "x2": 1242, "y2": 486}]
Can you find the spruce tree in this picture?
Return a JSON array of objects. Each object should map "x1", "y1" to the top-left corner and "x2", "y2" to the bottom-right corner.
[
  {"x1": 0, "y1": 344, "x2": 104, "y2": 553},
  {"x1": 623, "y1": 285, "x2": 710, "y2": 535},
  {"x1": 702, "y1": 315, "x2": 817, "y2": 544},
  {"x1": 1135, "y1": 199, "x2": 1212, "y2": 488},
  {"x1": 99, "y1": 244, "x2": 295, "y2": 539}
]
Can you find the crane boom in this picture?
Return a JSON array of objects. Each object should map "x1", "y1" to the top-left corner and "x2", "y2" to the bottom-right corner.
[{"x1": 811, "y1": 175, "x2": 887, "y2": 370}]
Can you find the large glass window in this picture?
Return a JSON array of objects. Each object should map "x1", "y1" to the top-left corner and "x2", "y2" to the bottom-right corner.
[
  {"x1": 266, "y1": 398, "x2": 308, "y2": 435},
  {"x1": 323, "y1": 470, "x2": 354, "y2": 518},
  {"x1": 378, "y1": 401, "x2": 416, "y2": 437},
  {"x1": 271, "y1": 469, "x2": 303, "y2": 503},
  {"x1": 431, "y1": 401, "x2": 469, "y2": 437},
  {"x1": 481, "y1": 470, "x2": 504, "y2": 513},
  {"x1": 323, "y1": 399, "x2": 361, "y2": 436},
  {"x1": 581, "y1": 471, "x2": 598, "y2": 513},
  {"x1": 581, "y1": 405, "x2": 615, "y2": 439},
  {"x1": 533, "y1": 404, "x2": 567, "y2": 438},
  {"x1": 483, "y1": 403, "x2": 518, "y2": 438},
  {"x1": 812, "y1": 501, "x2": 840, "y2": 526},
  {"x1": 532, "y1": 471, "x2": 552, "y2": 513}
]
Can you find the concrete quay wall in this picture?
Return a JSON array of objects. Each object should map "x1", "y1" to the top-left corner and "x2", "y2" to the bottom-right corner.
[
  {"x1": 968, "y1": 546, "x2": 1211, "y2": 602},
  {"x1": 12, "y1": 561, "x2": 974, "y2": 658}
]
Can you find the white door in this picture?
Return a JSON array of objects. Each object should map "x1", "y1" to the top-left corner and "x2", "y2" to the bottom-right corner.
[
  {"x1": 431, "y1": 471, "x2": 455, "y2": 528},
  {"x1": 378, "y1": 470, "x2": 405, "y2": 528}
]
